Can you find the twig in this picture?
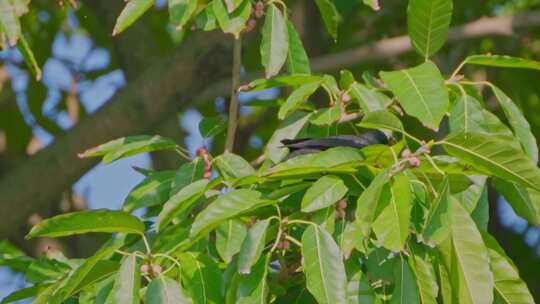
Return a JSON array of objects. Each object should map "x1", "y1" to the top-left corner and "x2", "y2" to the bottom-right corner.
[{"x1": 225, "y1": 36, "x2": 242, "y2": 152}]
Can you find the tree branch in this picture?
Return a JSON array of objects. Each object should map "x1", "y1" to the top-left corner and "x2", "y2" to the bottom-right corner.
[{"x1": 1, "y1": 10, "x2": 539, "y2": 238}]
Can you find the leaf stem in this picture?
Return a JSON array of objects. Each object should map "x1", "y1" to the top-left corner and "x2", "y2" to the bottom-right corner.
[
  {"x1": 141, "y1": 234, "x2": 152, "y2": 255},
  {"x1": 284, "y1": 234, "x2": 303, "y2": 248},
  {"x1": 225, "y1": 36, "x2": 243, "y2": 153}
]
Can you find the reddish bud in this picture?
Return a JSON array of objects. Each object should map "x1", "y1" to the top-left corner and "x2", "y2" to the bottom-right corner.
[
  {"x1": 408, "y1": 157, "x2": 421, "y2": 167},
  {"x1": 152, "y1": 264, "x2": 162, "y2": 275},
  {"x1": 140, "y1": 264, "x2": 150, "y2": 273},
  {"x1": 245, "y1": 19, "x2": 257, "y2": 32},
  {"x1": 282, "y1": 240, "x2": 290, "y2": 250},
  {"x1": 341, "y1": 92, "x2": 351, "y2": 103},
  {"x1": 337, "y1": 200, "x2": 347, "y2": 210},
  {"x1": 255, "y1": 1, "x2": 264, "y2": 11},
  {"x1": 401, "y1": 148, "x2": 411, "y2": 158}
]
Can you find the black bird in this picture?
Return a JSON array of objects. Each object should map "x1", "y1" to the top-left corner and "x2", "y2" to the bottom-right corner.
[{"x1": 281, "y1": 130, "x2": 388, "y2": 159}]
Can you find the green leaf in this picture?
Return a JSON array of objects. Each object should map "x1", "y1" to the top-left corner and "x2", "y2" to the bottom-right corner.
[
  {"x1": 16, "y1": 35, "x2": 41, "y2": 80},
  {"x1": 146, "y1": 276, "x2": 192, "y2": 304},
  {"x1": 358, "y1": 110, "x2": 404, "y2": 133},
  {"x1": 372, "y1": 173, "x2": 412, "y2": 252},
  {"x1": 213, "y1": 0, "x2": 251, "y2": 38},
  {"x1": 438, "y1": 201, "x2": 493, "y2": 304},
  {"x1": 349, "y1": 83, "x2": 389, "y2": 113},
  {"x1": 482, "y1": 234, "x2": 535, "y2": 304},
  {"x1": 390, "y1": 257, "x2": 420, "y2": 304},
  {"x1": 347, "y1": 270, "x2": 378, "y2": 303},
  {"x1": 216, "y1": 219, "x2": 247, "y2": 263},
  {"x1": 79, "y1": 135, "x2": 177, "y2": 164},
  {"x1": 287, "y1": 21, "x2": 311, "y2": 75},
  {"x1": 1, "y1": 285, "x2": 44, "y2": 304},
  {"x1": 107, "y1": 255, "x2": 140, "y2": 304},
  {"x1": 470, "y1": 188, "x2": 489, "y2": 231},
  {"x1": 261, "y1": 4, "x2": 289, "y2": 78},
  {"x1": 354, "y1": 170, "x2": 392, "y2": 238},
  {"x1": 278, "y1": 81, "x2": 321, "y2": 120},
  {"x1": 453, "y1": 175, "x2": 487, "y2": 213},
  {"x1": 168, "y1": 0, "x2": 197, "y2": 29},
  {"x1": 310, "y1": 105, "x2": 341, "y2": 126},
  {"x1": 380, "y1": 61, "x2": 449, "y2": 130},
  {"x1": 214, "y1": 153, "x2": 256, "y2": 181},
  {"x1": 301, "y1": 175, "x2": 348, "y2": 212},
  {"x1": 407, "y1": 0, "x2": 453, "y2": 58},
  {"x1": 362, "y1": 0, "x2": 380, "y2": 11},
  {"x1": 178, "y1": 252, "x2": 224, "y2": 304},
  {"x1": 199, "y1": 116, "x2": 227, "y2": 138},
  {"x1": 246, "y1": 75, "x2": 322, "y2": 91},
  {"x1": 265, "y1": 112, "x2": 311, "y2": 163},
  {"x1": 339, "y1": 70, "x2": 355, "y2": 90},
  {"x1": 443, "y1": 132, "x2": 540, "y2": 192},
  {"x1": 314, "y1": 0, "x2": 339, "y2": 39},
  {"x1": 190, "y1": 189, "x2": 272, "y2": 238},
  {"x1": 449, "y1": 94, "x2": 513, "y2": 136},
  {"x1": 463, "y1": 54, "x2": 540, "y2": 71},
  {"x1": 171, "y1": 158, "x2": 205, "y2": 194},
  {"x1": 26, "y1": 209, "x2": 144, "y2": 239},
  {"x1": 493, "y1": 179, "x2": 540, "y2": 225},
  {"x1": 301, "y1": 224, "x2": 347, "y2": 304},
  {"x1": 0, "y1": 0, "x2": 23, "y2": 46},
  {"x1": 490, "y1": 84, "x2": 538, "y2": 162},
  {"x1": 408, "y1": 246, "x2": 438, "y2": 304},
  {"x1": 195, "y1": 5, "x2": 217, "y2": 31},
  {"x1": 113, "y1": 0, "x2": 155, "y2": 35},
  {"x1": 236, "y1": 256, "x2": 270, "y2": 304},
  {"x1": 157, "y1": 179, "x2": 209, "y2": 231},
  {"x1": 52, "y1": 246, "x2": 118, "y2": 302},
  {"x1": 313, "y1": 207, "x2": 336, "y2": 235},
  {"x1": 123, "y1": 171, "x2": 175, "y2": 212},
  {"x1": 421, "y1": 177, "x2": 451, "y2": 246},
  {"x1": 238, "y1": 219, "x2": 271, "y2": 274}
]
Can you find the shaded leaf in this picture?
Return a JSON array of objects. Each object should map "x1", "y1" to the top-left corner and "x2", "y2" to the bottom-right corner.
[
  {"x1": 287, "y1": 21, "x2": 311, "y2": 74},
  {"x1": 178, "y1": 252, "x2": 223, "y2": 304},
  {"x1": 390, "y1": 257, "x2": 420, "y2": 304},
  {"x1": 123, "y1": 171, "x2": 175, "y2": 212},
  {"x1": 169, "y1": 0, "x2": 197, "y2": 29},
  {"x1": 355, "y1": 170, "x2": 392, "y2": 238},
  {"x1": 238, "y1": 219, "x2": 271, "y2": 274},
  {"x1": 265, "y1": 112, "x2": 312, "y2": 163},
  {"x1": 358, "y1": 110, "x2": 404, "y2": 133},
  {"x1": 216, "y1": 219, "x2": 247, "y2": 263},
  {"x1": 199, "y1": 116, "x2": 227, "y2": 138},
  {"x1": 493, "y1": 179, "x2": 540, "y2": 225},
  {"x1": 146, "y1": 276, "x2": 192, "y2": 304},
  {"x1": 490, "y1": 84, "x2": 538, "y2": 162},
  {"x1": 314, "y1": 0, "x2": 339, "y2": 39},
  {"x1": 26, "y1": 209, "x2": 144, "y2": 239},
  {"x1": 157, "y1": 179, "x2": 208, "y2": 231}
]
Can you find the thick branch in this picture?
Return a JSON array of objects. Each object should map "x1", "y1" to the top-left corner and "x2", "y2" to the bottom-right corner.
[
  {"x1": 0, "y1": 32, "x2": 231, "y2": 238},
  {"x1": 1, "y1": 10, "x2": 539, "y2": 238}
]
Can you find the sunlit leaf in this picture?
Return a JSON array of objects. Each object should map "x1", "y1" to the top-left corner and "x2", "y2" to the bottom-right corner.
[
  {"x1": 463, "y1": 54, "x2": 540, "y2": 71},
  {"x1": 107, "y1": 255, "x2": 140, "y2": 304},
  {"x1": 113, "y1": 0, "x2": 155, "y2": 35},
  {"x1": 301, "y1": 224, "x2": 347, "y2": 304},
  {"x1": 350, "y1": 83, "x2": 388, "y2": 113},
  {"x1": 213, "y1": 0, "x2": 251, "y2": 37},
  {"x1": 278, "y1": 80, "x2": 321, "y2": 120},
  {"x1": 443, "y1": 132, "x2": 540, "y2": 192},
  {"x1": 157, "y1": 179, "x2": 209, "y2": 231},
  {"x1": 301, "y1": 175, "x2": 348, "y2": 213},
  {"x1": 123, "y1": 171, "x2": 175, "y2": 212},
  {"x1": 190, "y1": 189, "x2": 272, "y2": 238},
  {"x1": 407, "y1": 0, "x2": 453, "y2": 58},
  {"x1": 168, "y1": 0, "x2": 197, "y2": 29},
  {"x1": 261, "y1": 4, "x2": 288, "y2": 78},
  {"x1": 214, "y1": 153, "x2": 255, "y2": 181},
  {"x1": 380, "y1": 61, "x2": 449, "y2": 130},
  {"x1": 26, "y1": 209, "x2": 145, "y2": 239},
  {"x1": 421, "y1": 177, "x2": 451, "y2": 246}
]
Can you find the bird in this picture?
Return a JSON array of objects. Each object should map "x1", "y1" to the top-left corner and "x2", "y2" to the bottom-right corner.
[{"x1": 281, "y1": 130, "x2": 389, "y2": 159}]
